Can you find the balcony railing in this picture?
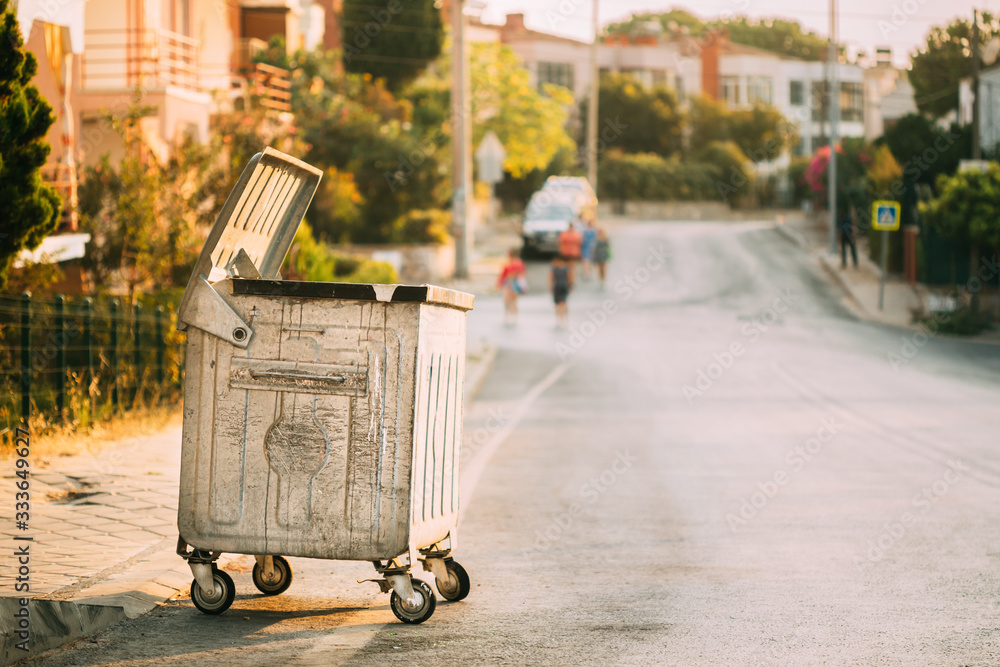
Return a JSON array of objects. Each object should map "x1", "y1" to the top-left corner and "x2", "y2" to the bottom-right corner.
[
  {"x1": 248, "y1": 62, "x2": 292, "y2": 112},
  {"x1": 81, "y1": 27, "x2": 201, "y2": 92}
]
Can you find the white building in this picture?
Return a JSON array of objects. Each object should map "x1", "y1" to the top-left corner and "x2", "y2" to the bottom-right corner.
[
  {"x1": 959, "y1": 65, "x2": 1000, "y2": 155},
  {"x1": 864, "y1": 49, "x2": 918, "y2": 141},
  {"x1": 705, "y1": 38, "x2": 866, "y2": 156},
  {"x1": 482, "y1": 17, "x2": 893, "y2": 159},
  {"x1": 490, "y1": 14, "x2": 700, "y2": 105}
]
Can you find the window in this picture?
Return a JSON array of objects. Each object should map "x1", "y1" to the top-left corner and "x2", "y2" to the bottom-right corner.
[
  {"x1": 810, "y1": 80, "x2": 863, "y2": 122},
  {"x1": 650, "y1": 69, "x2": 667, "y2": 87},
  {"x1": 747, "y1": 76, "x2": 773, "y2": 105},
  {"x1": 810, "y1": 81, "x2": 830, "y2": 121},
  {"x1": 537, "y1": 62, "x2": 574, "y2": 93},
  {"x1": 789, "y1": 80, "x2": 804, "y2": 106},
  {"x1": 841, "y1": 82, "x2": 864, "y2": 122},
  {"x1": 720, "y1": 76, "x2": 740, "y2": 106}
]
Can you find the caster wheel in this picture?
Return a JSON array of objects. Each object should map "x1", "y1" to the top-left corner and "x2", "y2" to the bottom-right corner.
[
  {"x1": 435, "y1": 559, "x2": 470, "y2": 602},
  {"x1": 390, "y1": 578, "x2": 436, "y2": 624},
  {"x1": 252, "y1": 555, "x2": 293, "y2": 595},
  {"x1": 191, "y1": 570, "x2": 236, "y2": 615}
]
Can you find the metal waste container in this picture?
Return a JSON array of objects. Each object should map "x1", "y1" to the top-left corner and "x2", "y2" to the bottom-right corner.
[{"x1": 174, "y1": 147, "x2": 474, "y2": 624}]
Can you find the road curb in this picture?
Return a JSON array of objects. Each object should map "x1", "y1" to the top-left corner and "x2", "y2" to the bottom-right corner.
[
  {"x1": 816, "y1": 252, "x2": 869, "y2": 318},
  {"x1": 773, "y1": 220, "x2": 808, "y2": 249},
  {"x1": 1, "y1": 537, "x2": 201, "y2": 665}
]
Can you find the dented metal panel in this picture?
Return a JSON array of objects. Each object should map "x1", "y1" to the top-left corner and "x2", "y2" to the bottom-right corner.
[
  {"x1": 178, "y1": 280, "x2": 472, "y2": 561},
  {"x1": 176, "y1": 147, "x2": 473, "y2": 593}
]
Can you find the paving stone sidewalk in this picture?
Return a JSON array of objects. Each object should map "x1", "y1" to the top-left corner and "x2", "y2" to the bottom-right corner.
[
  {"x1": 1, "y1": 343, "x2": 497, "y2": 664},
  {"x1": 1, "y1": 427, "x2": 181, "y2": 599}
]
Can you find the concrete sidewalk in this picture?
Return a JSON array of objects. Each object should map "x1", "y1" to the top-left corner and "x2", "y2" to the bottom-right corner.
[
  {"x1": 1, "y1": 346, "x2": 497, "y2": 665},
  {"x1": 774, "y1": 214, "x2": 923, "y2": 329}
]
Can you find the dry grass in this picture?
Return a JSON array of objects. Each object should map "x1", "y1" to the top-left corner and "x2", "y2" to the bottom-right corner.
[{"x1": 2, "y1": 405, "x2": 182, "y2": 460}]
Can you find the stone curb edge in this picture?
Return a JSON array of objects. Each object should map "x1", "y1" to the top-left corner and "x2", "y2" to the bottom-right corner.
[
  {"x1": 4, "y1": 345, "x2": 500, "y2": 665},
  {"x1": 773, "y1": 221, "x2": 869, "y2": 320}
]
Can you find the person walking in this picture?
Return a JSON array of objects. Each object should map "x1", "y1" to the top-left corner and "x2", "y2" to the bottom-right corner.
[
  {"x1": 497, "y1": 248, "x2": 526, "y2": 326},
  {"x1": 593, "y1": 228, "x2": 611, "y2": 287},
  {"x1": 558, "y1": 222, "x2": 583, "y2": 282},
  {"x1": 550, "y1": 254, "x2": 573, "y2": 329},
  {"x1": 839, "y1": 199, "x2": 858, "y2": 269},
  {"x1": 580, "y1": 221, "x2": 598, "y2": 279}
]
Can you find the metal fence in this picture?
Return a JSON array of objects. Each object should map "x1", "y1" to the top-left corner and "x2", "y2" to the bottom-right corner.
[{"x1": 0, "y1": 293, "x2": 185, "y2": 438}]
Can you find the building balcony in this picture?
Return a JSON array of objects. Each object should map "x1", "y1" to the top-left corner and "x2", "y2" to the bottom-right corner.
[{"x1": 81, "y1": 27, "x2": 201, "y2": 93}]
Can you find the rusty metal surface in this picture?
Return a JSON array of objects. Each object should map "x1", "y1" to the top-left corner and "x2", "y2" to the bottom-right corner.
[{"x1": 178, "y1": 287, "x2": 468, "y2": 562}]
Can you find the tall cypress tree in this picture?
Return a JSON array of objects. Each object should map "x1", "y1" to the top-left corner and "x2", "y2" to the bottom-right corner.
[
  {"x1": 0, "y1": 0, "x2": 61, "y2": 289},
  {"x1": 341, "y1": 0, "x2": 444, "y2": 92}
]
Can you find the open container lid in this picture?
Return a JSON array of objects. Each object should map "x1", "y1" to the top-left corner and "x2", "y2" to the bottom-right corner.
[
  {"x1": 177, "y1": 147, "x2": 323, "y2": 347},
  {"x1": 231, "y1": 280, "x2": 475, "y2": 311}
]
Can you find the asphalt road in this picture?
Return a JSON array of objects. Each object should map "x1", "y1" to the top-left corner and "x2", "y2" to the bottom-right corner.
[{"x1": 29, "y1": 221, "x2": 1000, "y2": 666}]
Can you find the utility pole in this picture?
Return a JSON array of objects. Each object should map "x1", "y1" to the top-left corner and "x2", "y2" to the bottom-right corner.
[
  {"x1": 973, "y1": 8, "x2": 982, "y2": 160},
  {"x1": 586, "y1": 0, "x2": 600, "y2": 190},
  {"x1": 827, "y1": 0, "x2": 839, "y2": 254},
  {"x1": 451, "y1": 0, "x2": 471, "y2": 278}
]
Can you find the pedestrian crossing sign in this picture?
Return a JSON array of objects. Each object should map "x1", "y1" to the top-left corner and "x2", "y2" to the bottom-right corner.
[{"x1": 872, "y1": 200, "x2": 901, "y2": 231}]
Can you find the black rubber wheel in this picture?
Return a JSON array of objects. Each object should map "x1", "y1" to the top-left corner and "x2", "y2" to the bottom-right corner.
[
  {"x1": 191, "y1": 569, "x2": 236, "y2": 615},
  {"x1": 435, "y1": 559, "x2": 471, "y2": 602},
  {"x1": 390, "y1": 578, "x2": 436, "y2": 624},
  {"x1": 252, "y1": 555, "x2": 293, "y2": 595}
]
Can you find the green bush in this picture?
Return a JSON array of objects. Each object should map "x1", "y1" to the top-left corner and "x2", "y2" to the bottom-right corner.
[
  {"x1": 597, "y1": 149, "x2": 736, "y2": 203},
  {"x1": 389, "y1": 209, "x2": 451, "y2": 245},
  {"x1": 919, "y1": 301, "x2": 993, "y2": 336},
  {"x1": 787, "y1": 155, "x2": 813, "y2": 206},
  {"x1": 288, "y1": 223, "x2": 397, "y2": 284},
  {"x1": 698, "y1": 140, "x2": 754, "y2": 203}
]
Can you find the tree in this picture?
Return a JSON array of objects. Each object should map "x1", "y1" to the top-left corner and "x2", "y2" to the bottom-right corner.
[
  {"x1": 877, "y1": 113, "x2": 971, "y2": 188},
  {"x1": 922, "y1": 165, "x2": 1000, "y2": 253},
  {"x1": 687, "y1": 94, "x2": 794, "y2": 162},
  {"x1": 0, "y1": 1, "x2": 62, "y2": 289},
  {"x1": 470, "y1": 43, "x2": 575, "y2": 178},
  {"x1": 716, "y1": 17, "x2": 829, "y2": 61},
  {"x1": 803, "y1": 137, "x2": 872, "y2": 207},
  {"x1": 604, "y1": 9, "x2": 706, "y2": 37},
  {"x1": 341, "y1": 0, "x2": 443, "y2": 92},
  {"x1": 910, "y1": 13, "x2": 1000, "y2": 118},
  {"x1": 604, "y1": 11, "x2": 830, "y2": 61},
  {"x1": 581, "y1": 72, "x2": 684, "y2": 159}
]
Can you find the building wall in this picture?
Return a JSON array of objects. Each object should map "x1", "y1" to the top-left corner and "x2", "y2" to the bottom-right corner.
[
  {"x1": 976, "y1": 67, "x2": 1000, "y2": 154},
  {"x1": 864, "y1": 65, "x2": 917, "y2": 141}
]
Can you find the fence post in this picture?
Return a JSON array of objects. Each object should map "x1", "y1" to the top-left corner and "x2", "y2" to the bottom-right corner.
[
  {"x1": 133, "y1": 302, "x2": 142, "y2": 404},
  {"x1": 19, "y1": 292, "x2": 31, "y2": 425},
  {"x1": 110, "y1": 299, "x2": 119, "y2": 410},
  {"x1": 82, "y1": 298, "x2": 93, "y2": 407},
  {"x1": 55, "y1": 295, "x2": 66, "y2": 419},
  {"x1": 155, "y1": 306, "x2": 165, "y2": 391}
]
